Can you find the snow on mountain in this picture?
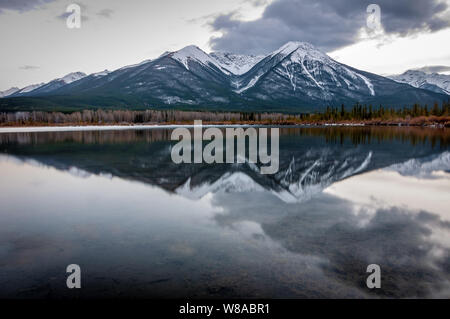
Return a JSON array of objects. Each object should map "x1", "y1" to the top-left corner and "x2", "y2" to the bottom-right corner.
[
  {"x1": 15, "y1": 72, "x2": 88, "y2": 96},
  {"x1": 60, "y1": 72, "x2": 87, "y2": 84},
  {"x1": 389, "y1": 70, "x2": 450, "y2": 95},
  {"x1": 0, "y1": 87, "x2": 19, "y2": 98},
  {"x1": 235, "y1": 73, "x2": 263, "y2": 94},
  {"x1": 2, "y1": 72, "x2": 88, "y2": 98},
  {"x1": 17, "y1": 83, "x2": 45, "y2": 93},
  {"x1": 176, "y1": 172, "x2": 266, "y2": 200},
  {"x1": 91, "y1": 70, "x2": 111, "y2": 77},
  {"x1": 2, "y1": 42, "x2": 446, "y2": 109},
  {"x1": 170, "y1": 45, "x2": 231, "y2": 75},
  {"x1": 209, "y1": 52, "x2": 264, "y2": 75},
  {"x1": 279, "y1": 41, "x2": 375, "y2": 95},
  {"x1": 117, "y1": 59, "x2": 153, "y2": 71},
  {"x1": 176, "y1": 171, "x2": 298, "y2": 203},
  {"x1": 174, "y1": 149, "x2": 374, "y2": 204},
  {"x1": 386, "y1": 152, "x2": 450, "y2": 179},
  {"x1": 271, "y1": 41, "x2": 324, "y2": 60},
  {"x1": 8, "y1": 83, "x2": 46, "y2": 97},
  {"x1": 235, "y1": 41, "x2": 376, "y2": 97}
]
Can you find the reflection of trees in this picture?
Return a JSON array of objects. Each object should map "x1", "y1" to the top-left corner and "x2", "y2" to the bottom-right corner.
[
  {"x1": 0, "y1": 129, "x2": 173, "y2": 145},
  {"x1": 279, "y1": 126, "x2": 450, "y2": 148},
  {"x1": 1, "y1": 126, "x2": 449, "y2": 148}
]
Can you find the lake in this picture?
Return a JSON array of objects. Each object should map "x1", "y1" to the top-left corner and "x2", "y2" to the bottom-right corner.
[{"x1": 0, "y1": 126, "x2": 449, "y2": 298}]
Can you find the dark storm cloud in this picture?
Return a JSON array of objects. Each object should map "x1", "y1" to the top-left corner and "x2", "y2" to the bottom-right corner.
[
  {"x1": 0, "y1": 0, "x2": 55, "y2": 13},
  {"x1": 212, "y1": 12, "x2": 241, "y2": 29},
  {"x1": 210, "y1": 0, "x2": 450, "y2": 54}
]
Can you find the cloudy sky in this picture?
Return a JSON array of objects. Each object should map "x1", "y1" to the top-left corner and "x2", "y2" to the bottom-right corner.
[{"x1": 0, "y1": 0, "x2": 450, "y2": 91}]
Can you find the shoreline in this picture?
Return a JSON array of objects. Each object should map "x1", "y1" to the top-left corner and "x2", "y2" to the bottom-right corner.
[{"x1": 0, "y1": 121, "x2": 447, "y2": 133}]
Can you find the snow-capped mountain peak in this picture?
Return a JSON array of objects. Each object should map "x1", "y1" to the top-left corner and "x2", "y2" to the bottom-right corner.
[
  {"x1": 19, "y1": 83, "x2": 45, "y2": 93},
  {"x1": 170, "y1": 45, "x2": 231, "y2": 75},
  {"x1": 273, "y1": 41, "x2": 311, "y2": 54},
  {"x1": 60, "y1": 72, "x2": 87, "y2": 84},
  {"x1": 117, "y1": 59, "x2": 153, "y2": 72},
  {"x1": 271, "y1": 41, "x2": 325, "y2": 59},
  {"x1": 0, "y1": 87, "x2": 20, "y2": 98},
  {"x1": 0, "y1": 83, "x2": 46, "y2": 98},
  {"x1": 91, "y1": 70, "x2": 111, "y2": 77},
  {"x1": 389, "y1": 70, "x2": 450, "y2": 95},
  {"x1": 176, "y1": 172, "x2": 266, "y2": 200},
  {"x1": 234, "y1": 41, "x2": 376, "y2": 96},
  {"x1": 210, "y1": 52, "x2": 264, "y2": 75},
  {"x1": 7, "y1": 72, "x2": 88, "y2": 96}
]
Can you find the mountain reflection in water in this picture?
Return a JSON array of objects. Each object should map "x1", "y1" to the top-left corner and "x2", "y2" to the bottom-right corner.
[{"x1": 0, "y1": 126, "x2": 449, "y2": 298}]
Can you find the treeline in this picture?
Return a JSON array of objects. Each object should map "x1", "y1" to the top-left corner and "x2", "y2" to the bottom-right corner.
[
  {"x1": 0, "y1": 102, "x2": 449, "y2": 126},
  {"x1": 0, "y1": 109, "x2": 296, "y2": 125},
  {"x1": 311, "y1": 101, "x2": 450, "y2": 121}
]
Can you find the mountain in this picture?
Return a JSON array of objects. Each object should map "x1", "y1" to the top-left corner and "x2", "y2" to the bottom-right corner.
[
  {"x1": 0, "y1": 42, "x2": 447, "y2": 112},
  {"x1": 0, "y1": 87, "x2": 19, "y2": 98},
  {"x1": 3, "y1": 73, "x2": 86, "y2": 98},
  {"x1": 1, "y1": 73, "x2": 87, "y2": 99},
  {"x1": 171, "y1": 45, "x2": 232, "y2": 75},
  {"x1": 18, "y1": 72, "x2": 87, "y2": 96},
  {"x1": 91, "y1": 70, "x2": 111, "y2": 77},
  {"x1": 389, "y1": 70, "x2": 450, "y2": 95},
  {"x1": 232, "y1": 42, "x2": 446, "y2": 109},
  {"x1": 42, "y1": 45, "x2": 239, "y2": 109},
  {"x1": 209, "y1": 52, "x2": 264, "y2": 75},
  {"x1": 9, "y1": 83, "x2": 45, "y2": 97}
]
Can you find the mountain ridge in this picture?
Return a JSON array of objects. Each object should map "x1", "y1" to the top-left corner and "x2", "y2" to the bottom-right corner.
[
  {"x1": 389, "y1": 70, "x2": 450, "y2": 95},
  {"x1": 0, "y1": 42, "x2": 447, "y2": 112}
]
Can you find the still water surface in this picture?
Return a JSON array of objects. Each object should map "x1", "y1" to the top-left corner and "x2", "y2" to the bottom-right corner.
[{"x1": 0, "y1": 127, "x2": 449, "y2": 298}]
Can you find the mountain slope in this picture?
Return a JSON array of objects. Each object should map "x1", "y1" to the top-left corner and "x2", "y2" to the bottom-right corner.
[
  {"x1": 389, "y1": 70, "x2": 450, "y2": 95},
  {"x1": 9, "y1": 83, "x2": 46, "y2": 97},
  {"x1": 19, "y1": 72, "x2": 87, "y2": 96},
  {"x1": 209, "y1": 52, "x2": 264, "y2": 75},
  {"x1": 41, "y1": 46, "x2": 242, "y2": 109},
  {"x1": 0, "y1": 87, "x2": 19, "y2": 98}
]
